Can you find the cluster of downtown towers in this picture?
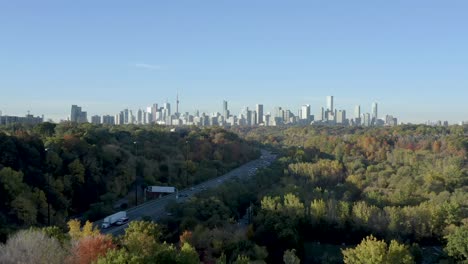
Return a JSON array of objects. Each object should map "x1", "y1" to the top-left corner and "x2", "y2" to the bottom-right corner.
[{"x1": 70, "y1": 96, "x2": 398, "y2": 127}]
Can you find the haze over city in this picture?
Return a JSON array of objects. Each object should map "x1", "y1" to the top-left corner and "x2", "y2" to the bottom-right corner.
[{"x1": 1, "y1": 1, "x2": 468, "y2": 123}]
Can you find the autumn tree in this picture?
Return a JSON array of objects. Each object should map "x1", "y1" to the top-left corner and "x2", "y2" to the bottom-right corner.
[
  {"x1": 69, "y1": 234, "x2": 115, "y2": 264},
  {"x1": 342, "y1": 235, "x2": 414, "y2": 264}
]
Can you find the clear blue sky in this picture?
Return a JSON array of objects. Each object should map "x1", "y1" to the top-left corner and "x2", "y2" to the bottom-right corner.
[{"x1": 1, "y1": 0, "x2": 467, "y2": 123}]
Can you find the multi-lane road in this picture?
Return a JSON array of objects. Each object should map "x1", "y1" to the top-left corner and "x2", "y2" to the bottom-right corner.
[{"x1": 100, "y1": 149, "x2": 276, "y2": 236}]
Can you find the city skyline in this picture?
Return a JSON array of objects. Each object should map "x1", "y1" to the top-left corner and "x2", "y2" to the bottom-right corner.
[
  {"x1": 0, "y1": 94, "x2": 465, "y2": 125},
  {"x1": 64, "y1": 95, "x2": 397, "y2": 127},
  {"x1": 1, "y1": 1, "x2": 468, "y2": 123}
]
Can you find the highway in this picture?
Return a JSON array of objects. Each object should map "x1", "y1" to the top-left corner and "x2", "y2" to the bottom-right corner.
[{"x1": 100, "y1": 149, "x2": 276, "y2": 236}]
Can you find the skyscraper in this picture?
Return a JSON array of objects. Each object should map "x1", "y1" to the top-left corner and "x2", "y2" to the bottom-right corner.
[
  {"x1": 176, "y1": 93, "x2": 180, "y2": 116},
  {"x1": 336, "y1": 110, "x2": 346, "y2": 124},
  {"x1": 326, "y1": 96, "x2": 334, "y2": 112},
  {"x1": 137, "y1": 109, "x2": 143, "y2": 124},
  {"x1": 354, "y1": 105, "x2": 361, "y2": 125},
  {"x1": 70, "y1": 105, "x2": 87, "y2": 123},
  {"x1": 372, "y1": 102, "x2": 378, "y2": 121},
  {"x1": 164, "y1": 102, "x2": 171, "y2": 117},
  {"x1": 256, "y1": 104, "x2": 264, "y2": 124},
  {"x1": 362, "y1": 113, "x2": 371, "y2": 126},
  {"x1": 151, "y1": 104, "x2": 158, "y2": 122},
  {"x1": 223, "y1": 100, "x2": 229, "y2": 119},
  {"x1": 317, "y1": 107, "x2": 324, "y2": 121},
  {"x1": 70, "y1": 105, "x2": 81, "y2": 122},
  {"x1": 354, "y1": 105, "x2": 361, "y2": 119},
  {"x1": 301, "y1": 104, "x2": 311, "y2": 122}
]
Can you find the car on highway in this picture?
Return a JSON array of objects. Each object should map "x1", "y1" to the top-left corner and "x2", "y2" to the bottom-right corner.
[
  {"x1": 115, "y1": 217, "x2": 129, "y2": 225},
  {"x1": 179, "y1": 193, "x2": 189, "y2": 197}
]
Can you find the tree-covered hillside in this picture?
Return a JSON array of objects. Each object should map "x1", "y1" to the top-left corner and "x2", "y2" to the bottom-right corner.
[{"x1": 0, "y1": 123, "x2": 259, "y2": 240}]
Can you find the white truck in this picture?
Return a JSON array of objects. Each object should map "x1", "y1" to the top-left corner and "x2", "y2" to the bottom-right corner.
[{"x1": 101, "y1": 211, "x2": 126, "y2": 229}]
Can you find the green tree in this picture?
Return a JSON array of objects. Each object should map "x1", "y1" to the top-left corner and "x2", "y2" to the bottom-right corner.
[
  {"x1": 283, "y1": 249, "x2": 300, "y2": 264},
  {"x1": 96, "y1": 249, "x2": 142, "y2": 264},
  {"x1": 177, "y1": 243, "x2": 200, "y2": 264},
  {"x1": 445, "y1": 225, "x2": 468, "y2": 262},
  {"x1": 233, "y1": 255, "x2": 251, "y2": 264},
  {"x1": 342, "y1": 235, "x2": 414, "y2": 264},
  {"x1": 122, "y1": 220, "x2": 162, "y2": 256}
]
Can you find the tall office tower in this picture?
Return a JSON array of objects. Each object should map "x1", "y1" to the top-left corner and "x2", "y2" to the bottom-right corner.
[
  {"x1": 362, "y1": 113, "x2": 371, "y2": 126},
  {"x1": 176, "y1": 93, "x2": 180, "y2": 116},
  {"x1": 372, "y1": 102, "x2": 378, "y2": 121},
  {"x1": 317, "y1": 107, "x2": 324, "y2": 121},
  {"x1": 245, "y1": 109, "x2": 252, "y2": 126},
  {"x1": 355, "y1": 105, "x2": 361, "y2": 119},
  {"x1": 284, "y1": 110, "x2": 292, "y2": 123},
  {"x1": 119, "y1": 111, "x2": 124, "y2": 125},
  {"x1": 71, "y1": 105, "x2": 87, "y2": 123},
  {"x1": 91, "y1": 115, "x2": 101, "y2": 124},
  {"x1": 274, "y1": 107, "x2": 282, "y2": 119},
  {"x1": 264, "y1": 114, "x2": 270, "y2": 126},
  {"x1": 129, "y1": 110, "x2": 135, "y2": 124},
  {"x1": 70, "y1": 105, "x2": 81, "y2": 122},
  {"x1": 137, "y1": 109, "x2": 143, "y2": 124},
  {"x1": 223, "y1": 100, "x2": 228, "y2": 119},
  {"x1": 256, "y1": 104, "x2": 264, "y2": 124},
  {"x1": 123, "y1": 109, "x2": 129, "y2": 124},
  {"x1": 301, "y1": 104, "x2": 311, "y2": 121},
  {"x1": 336, "y1": 110, "x2": 346, "y2": 124},
  {"x1": 326, "y1": 96, "x2": 334, "y2": 112},
  {"x1": 251, "y1": 110, "x2": 257, "y2": 126},
  {"x1": 164, "y1": 102, "x2": 171, "y2": 116},
  {"x1": 151, "y1": 104, "x2": 158, "y2": 122}
]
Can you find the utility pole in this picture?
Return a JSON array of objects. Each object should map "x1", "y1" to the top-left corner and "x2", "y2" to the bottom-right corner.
[
  {"x1": 185, "y1": 140, "x2": 189, "y2": 186},
  {"x1": 134, "y1": 141, "x2": 138, "y2": 206},
  {"x1": 44, "y1": 148, "x2": 51, "y2": 226}
]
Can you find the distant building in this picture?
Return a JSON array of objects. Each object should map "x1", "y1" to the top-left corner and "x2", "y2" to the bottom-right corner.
[
  {"x1": 137, "y1": 109, "x2": 143, "y2": 124},
  {"x1": 354, "y1": 105, "x2": 361, "y2": 125},
  {"x1": 372, "y1": 102, "x2": 378, "y2": 122},
  {"x1": 102, "y1": 115, "x2": 115, "y2": 125},
  {"x1": 326, "y1": 96, "x2": 334, "y2": 112},
  {"x1": 301, "y1": 104, "x2": 311, "y2": 122},
  {"x1": 223, "y1": 100, "x2": 229, "y2": 120},
  {"x1": 0, "y1": 114, "x2": 43, "y2": 125},
  {"x1": 91, "y1": 115, "x2": 101, "y2": 124},
  {"x1": 317, "y1": 107, "x2": 324, "y2": 121},
  {"x1": 336, "y1": 110, "x2": 346, "y2": 124},
  {"x1": 256, "y1": 104, "x2": 264, "y2": 124},
  {"x1": 362, "y1": 113, "x2": 371, "y2": 126},
  {"x1": 70, "y1": 105, "x2": 87, "y2": 123},
  {"x1": 385, "y1": 115, "x2": 397, "y2": 126}
]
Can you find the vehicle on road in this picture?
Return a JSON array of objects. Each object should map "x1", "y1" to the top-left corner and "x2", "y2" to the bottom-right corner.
[
  {"x1": 115, "y1": 216, "x2": 129, "y2": 225},
  {"x1": 102, "y1": 211, "x2": 126, "y2": 229}
]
